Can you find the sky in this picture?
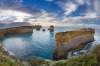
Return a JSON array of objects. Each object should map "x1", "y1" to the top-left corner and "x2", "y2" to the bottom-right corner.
[{"x1": 0, "y1": 0, "x2": 100, "y2": 28}]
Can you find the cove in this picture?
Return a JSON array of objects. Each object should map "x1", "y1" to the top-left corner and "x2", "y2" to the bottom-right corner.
[{"x1": 1, "y1": 27, "x2": 100, "y2": 60}]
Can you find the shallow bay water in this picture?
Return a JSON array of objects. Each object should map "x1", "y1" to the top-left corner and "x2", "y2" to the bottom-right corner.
[{"x1": 1, "y1": 27, "x2": 100, "y2": 60}]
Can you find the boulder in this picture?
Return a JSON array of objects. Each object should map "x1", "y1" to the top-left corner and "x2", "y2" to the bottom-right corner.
[{"x1": 53, "y1": 28, "x2": 95, "y2": 59}]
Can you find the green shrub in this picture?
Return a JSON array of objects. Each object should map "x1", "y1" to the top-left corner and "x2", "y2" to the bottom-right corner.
[
  {"x1": 51, "y1": 54, "x2": 98, "y2": 66},
  {"x1": 0, "y1": 56, "x2": 23, "y2": 66},
  {"x1": 27, "y1": 58, "x2": 49, "y2": 66},
  {"x1": 91, "y1": 44, "x2": 100, "y2": 62},
  {"x1": 0, "y1": 44, "x2": 100, "y2": 66}
]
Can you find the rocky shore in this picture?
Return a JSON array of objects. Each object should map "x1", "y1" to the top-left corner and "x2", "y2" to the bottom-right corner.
[
  {"x1": 53, "y1": 28, "x2": 95, "y2": 59},
  {"x1": 0, "y1": 27, "x2": 98, "y2": 66}
]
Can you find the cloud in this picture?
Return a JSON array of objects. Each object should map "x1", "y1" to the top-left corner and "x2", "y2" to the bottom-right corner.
[
  {"x1": 0, "y1": 0, "x2": 100, "y2": 28},
  {"x1": 55, "y1": 0, "x2": 100, "y2": 29},
  {"x1": 57, "y1": 0, "x2": 100, "y2": 17},
  {"x1": 0, "y1": 0, "x2": 23, "y2": 9},
  {"x1": 45, "y1": 0, "x2": 53, "y2": 2},
  {"x1": 57, "y1": 0, "x2": 82, "y2": 16},
  {"x1": 0, "y1": 10, "x2": 32, "y2": 23},
  {"x1": 60, "y1": 2, "x2": 77, "y2": 16},
  {"x1": 0, "y1": 9, "x2": 59, "y2": 25},
  {"x1": 27, "y1": 10, "x2": 58, "y2": 23},
  {"x1": 75, "y1": 0, "x2": 85, "y2": 5},
  {"x1": 93, "y1": 0, "x2": 100, "y2": 15}
]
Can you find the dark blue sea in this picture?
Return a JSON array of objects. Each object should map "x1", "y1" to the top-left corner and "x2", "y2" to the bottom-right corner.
[{"x1": 1, "y1": 27, "x2": 100, "y2": 60}]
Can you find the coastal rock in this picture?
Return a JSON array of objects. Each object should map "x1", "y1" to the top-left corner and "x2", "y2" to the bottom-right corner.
[
  {"x1": 48, "y1": 25, "x2": 54, "y2": 32},
  {"x1": 42, "y1": 29, "x2": 45, "y2": 31},
  {"x1": 35, "y1": 25, "x2": 42, "y2": 30},
  {"x1": 0, "y1": 25, "x2": 42, "y2": 37},
  {"x1": 53, "y1": 28, "x2": 95, "y2": 59},
  {"x1": 36, "y1": 28, "x2": 40, "y2": 30}
]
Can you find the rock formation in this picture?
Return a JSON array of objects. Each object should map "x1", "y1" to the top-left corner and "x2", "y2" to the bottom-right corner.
[
  {"x1": 35, "y1": 25, "x2": 42, "y2": 30},
  {"x1": 48, "y1": 25, "x2": 54, "y2": 32},
  {"x1": 0, "y1": 25, "x2": 42, "y2": 38},
  {"x1": 42, "y1": 29, "x2": 45, "y2": 31},
  {"x1": 53, "y1": 28, "x2": 95, "y2": 59}
]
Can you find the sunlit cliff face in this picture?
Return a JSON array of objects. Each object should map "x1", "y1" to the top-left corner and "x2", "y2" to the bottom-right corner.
[{"x1": 0, "y1": 10, "x2": 32, "y2": 22}]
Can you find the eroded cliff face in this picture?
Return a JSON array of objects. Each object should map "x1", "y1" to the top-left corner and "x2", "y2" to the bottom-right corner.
[
  {"x1": 53, "y1": 28, "x2": 95, "y2": 59},
  {"x1": 0, "y1": 25, "x2": 42, "y2": 38}
]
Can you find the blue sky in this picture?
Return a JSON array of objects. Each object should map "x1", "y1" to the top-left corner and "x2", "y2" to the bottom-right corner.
[{"x1": 0, "y1": 0, "x2": 100, "y2": 28}]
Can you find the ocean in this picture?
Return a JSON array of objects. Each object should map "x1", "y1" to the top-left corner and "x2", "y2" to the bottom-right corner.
[{"x1": 1, "y1": 27, "x2": 100, "y2": 60}]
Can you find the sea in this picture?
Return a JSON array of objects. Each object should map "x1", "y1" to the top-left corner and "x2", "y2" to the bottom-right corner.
[{"x1": 1, "y1": 27, "x2": 100, "y2": 60}]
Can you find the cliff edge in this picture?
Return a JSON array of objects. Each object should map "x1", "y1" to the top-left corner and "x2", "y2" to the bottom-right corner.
[
  {"x1": 0, "y1": 25, "x2": 42, "y2": 38},
  {"x1": 53, "y1": 28, "x2": 95, "y2": 59}
]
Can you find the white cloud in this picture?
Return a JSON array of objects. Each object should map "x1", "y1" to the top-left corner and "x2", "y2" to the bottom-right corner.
[
  {"x1": 45, "y1": 0, "x2": 53, "y2": 2},
  {"x1": 64, "y1": 2, "x2": 77, "y2": 15},
  {"x1": 57, "y1": 0, "x2": 83, "y2": 16},
  {"x1": 62, "y1": 12, "x2": 98, "y2": 24},
  {"x1": 94, "y1": 0, "x2": 100, "y2": 15},
  {"x1": 57, "y1": 0, "x2": 100, "y2": 17},
  {"x1": 0, "y1": 9, "x2": 99, "y2": 28},
  {"x1": 57, "y1": 1, "x2": 78, "y2": 16},
  {"x1": 56, "y1": 0, "x2": 100, "y2": 28},
  {"x1": 27, "y1": 10, "x2": 59, "y2": 24},
  {"x1": 0, "y1": 9, "x2": 59, "y2": 26},
  {"x1": 0, "y1": 0, "x2": 100, "y2": 28},
  {"x1": 75, "y1": 0, "x2": 85, "y2": 5},
  {"x1": 0, "y1": 10, "x2": 32, "y2": 23}
]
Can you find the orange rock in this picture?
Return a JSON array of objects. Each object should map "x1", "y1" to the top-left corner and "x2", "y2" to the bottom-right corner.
[
  {"x1": 0, "y1": 25, "x2": 42, "y2": 37},
  {"x1": 53, "y1": 28, "x2": 95, "y2": 59}
]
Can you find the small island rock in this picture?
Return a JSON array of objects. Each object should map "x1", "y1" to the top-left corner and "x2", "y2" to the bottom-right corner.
[
  {"x1": 42, "y1": 29, "x2": 45, "y2": 31},
  {"x1": 48, "y1": 25, "x2": 54, "y2": 32}
]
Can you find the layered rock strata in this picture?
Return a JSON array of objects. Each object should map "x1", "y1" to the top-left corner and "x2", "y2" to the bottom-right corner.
[
  {"x1": 0, "y1": 25, "x2": 42, "y2": 38},
  {"x1": 53, "y1": 28, "x2": 95, "y2": 59}
]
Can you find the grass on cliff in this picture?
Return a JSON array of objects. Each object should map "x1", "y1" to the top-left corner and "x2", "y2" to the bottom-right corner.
[
  {"x1": 51, "y1": 54, "x2": 98, "y2": 66},
  {"x1": 51, "y1": 44, "x2": 100, "y2": 66},
  {"x1": 27, "y1": 58, "x2": 50, "y2": 66},
  {"x1": 0, "y1": 56, "x2": 23, "y2": 66},
  {"x1": 0, "y1": 44, "x2": 100, "y2": 66}
]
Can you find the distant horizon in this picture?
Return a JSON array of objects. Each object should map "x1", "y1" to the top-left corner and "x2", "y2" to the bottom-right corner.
[{"x1": 0, "y1": 0, "x2": 100, "y2": 29}]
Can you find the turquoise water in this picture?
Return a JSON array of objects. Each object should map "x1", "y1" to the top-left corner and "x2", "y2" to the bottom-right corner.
[{"x1": 1, "y1": 27, "x2": 100, "y2": 60}]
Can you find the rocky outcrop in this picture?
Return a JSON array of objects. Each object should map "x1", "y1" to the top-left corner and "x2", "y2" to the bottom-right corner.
[
  {"x1": 48, "y1": 25, "x2": 54, "y2": 32},
  {"x1": 35, "y1": 25, "x2": 42, "y2": 30},
  {"x1": 53, "y1": 28, "x2": 95, "y2": 59},
  {"x1": 0, "y1": 25, "x2": 42, "y2": 38},
  {"x1": 42, "y1": 29, "x2": 45, "y2": 31}
]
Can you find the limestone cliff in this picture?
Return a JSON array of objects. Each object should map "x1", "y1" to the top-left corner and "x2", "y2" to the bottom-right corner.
[
  {"x1": 0, "y1": 25, "x2": 42, "y2": 38},
  {"x1": 53, "y1": 28, "x2": 95, "y2": 59}
]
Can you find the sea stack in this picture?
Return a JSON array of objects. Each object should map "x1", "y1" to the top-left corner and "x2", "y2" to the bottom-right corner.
[
  {"x1": 42, "y1": 29, "x2": 45, "y2": 31},
  {"x1": 53, "y1": 28, "x2": 95, "y2": 59},
  {"x1": 48, "y1": 25, "x2": 54, "y2": 32},
  {"x1": 36, "y1": 25, "x2": 42, "y2": 30}
]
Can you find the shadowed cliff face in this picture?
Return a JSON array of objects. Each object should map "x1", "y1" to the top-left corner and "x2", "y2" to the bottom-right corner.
[{"x1": 53, "y1": 28, "x2": 95, "y2": 59}]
